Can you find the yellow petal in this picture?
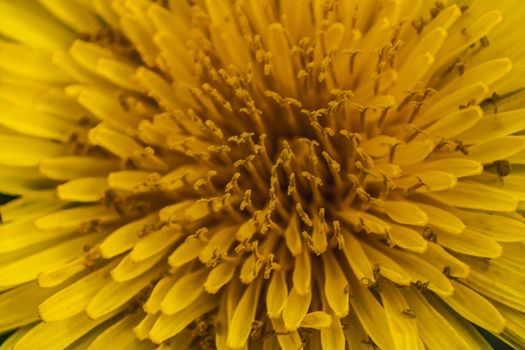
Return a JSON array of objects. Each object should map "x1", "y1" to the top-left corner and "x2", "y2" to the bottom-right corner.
[
  {"x1": 153, "y1": 329, "x2": 194, "y2": 349},
  {"x1": 425, "y1": 292, "x2": 494, "y2": 350},
  {"x1": 0, "y1": 325, "x2": 33, "y2": 350},
  {"x1": 343, "y1": 307, "x2": 373, "y2": 350},
  {"x1": 111, "y1": 250, "x2": 167, "y2": 282},
  {"x1": 426, "y1": 181, "x2": 518, "y2": 212},
  {"x1": 0, "y1": 135, "x2": 68, "y2": 167},
  {"x1": 292, "y1": 247, "x2": 311, "y2": 296},
  {"x1": 167, "y1": 237, "x2": 206, "y2": 267},
  {"x1": 496, "y1": 302, "x2": 525, "y2": 350},
  {"x1": 57, "y1": 177, "x2": 107, "y2": 202},
  {"x1": 99, "y1": 214, "x2": 157, "y2": 258},
  {"x1": 378, "y1": 200, "x2": 428, "y2": 226},
  {"x1": 322, "y1": 251, "x2": 349, "y2": 317},
  {"x1": 456, "y1": 210, "x2": 525, "y2": 242},
  {"x1": 0, "y1": 0, "x2": 74, "y2": 50},
  {"x1": 160, "y1": 269, "x2": 207, "y2": 315},
  {"x1": 130, "y1": 227, "x2": 182, "y2": 262},
  {"x1": 0, "y1": 42, "x2": 69, "y2": 82},
  {"x1": 108, "y1": 170, "x2": 153, "y2": 192},
  {"x1": 37, "y1": 256, "x2": 87, "y2": 288},
  {"x1": 441, "y1": 58, "x2": 512, "y2": 95},
  {"x1": 414, "y1": 202, "x2": 465, "y2": 234},
  {"x1": 76, "y1": 86, "x2": 141, "y2": 131},
  {"x1": 0, "y1": 281, "x2": 58, "y2": 332},
  {"x1": 389, "y1": 224, "x2": 428, "y2": 253},
  {"x1": 266, "y1": 269, "x2": 288, "y2": 318},
  {"x1": 402, "y1": 288, "x2": 472, "y2": 349},
  {"x1": 198, "y1": 226, "x2": 237, "y2": 264},
  {"x1": 14, "y1": 311, "x2": 118, "y2": 350},
  {"x1": 96, "y1": 58, "x2": 140, "y2": 91},
  {"x1": 227, "y1": 277, "x2": 263, "y2": 348},
  {"x1": 320, "y1": 317, "x2": 345, "y2": 350},
  {"x1": 396, "y1": 28, "x2": 446, "y2": 93},
  {"x1": 391, "y1": 140, "x2": 434, "y2": 165},
  {"x1": 38, "y1": 0, "x2": 102, "y2": 33},
  {"x1": 349, "y1": 273, "x2": 395, "y2": 350},
  {"x1": 461, "y1": 252, "x2": 525, "y2": 312},
  {"x1": 362, "y1": 241, "x2": 412, "y2": 286},
  {"x1": 135, "y1": 67, "x2": 178, "y2": 110},
  {"x1": 376, "y1": 243, "x2": 454, "y2": 296},
  {"x1": 282, "y1": 287, "x2": 312, "y2": 331},
  {"x1": 0, "y1": 106, "x2": 82, "y2": 142},
  {"x1": 284, "y1": 213, "x2": 302, "y2": 256},
  {"x1": 380, "y1": 281, "x2": 424, "y2": 350},
  {"x1": 468, "y1": 136, "x2": 525, "y2": 163},
  {"x1": 435, "y1": 10, "x2": 502, "y2": 70},
  {"x1": 300, "y1": 312, "x2": 332, "y2": 329},
  {"x1": 0, "y1": 233, "x2": 103, "y2": 288},
  {"x1": 0, "y1": 165, "x2": 55, "y2": 196},
  {"x1": 0, "y1": 83, "x2": 86, "y2": 122},
  {"x1": 342, "y1": 231, "x2": 376, "y2": 286},
  {"x1": 39, "y1": 262, "x2": 116, "y2": 321},
  {"x1": 0, "y1": 215, "x2": 72, "y2": 253},
  {"x1": 150, "y1": 293, "x2": 218, "y2": 344},
  {"x1": 35, "y1": 205, "x2": 120, "y2": 231},
  {"x1": 337, "y1": 210, "x2": 390, "y2": 235},
  {"x1": 133, "y1": 313, "x2": 158, "y2": 341},
  {"x1": 442, "y1": 280, "x2": 506, "y2": 333},
  {"x1": 204, "y1": 261, "x2": 236, "y2": 294},
  {"x1": 418, "y1": 84, "x2": 489, "y2": 127},
  {"x1": 270, "y1": 318, "x2": 303, "y2": 350},
  {"x1": 88, "y1": 123, "x2": 143, "y2": 159},
  {"x1": 404, "y1": 158, "x2": 482, "y2": 178},
  {"x1": 395, "y1": 171, "x2": 457, "y2": 192},
  {"x1": 40, "y1": 157, "x2": 120, "y2": 181},
  {"x1": 143, "y1": 275, "x2": 175, "y2": 314},
  {"x1": 458, "y1": 109, "x2": 525, "y2": 144},
  {"x1": 424, "y1": 243, "x2": 470, "y2": 278},
  {"x1": 87, "y1": 312, "x2": 146, "y2": 350},
  {"x1": 438, "y1": 228, "x2": 503, "y2": 258},
  {"x1": 0, "y1": 195, "x2": 61, "y2": 222},
  {"x1": 87, "y1": 265, "x2": 163, "y2": 318},
  {"x1": 120, "y1": 17, "x2": 158, "y2": 67}
]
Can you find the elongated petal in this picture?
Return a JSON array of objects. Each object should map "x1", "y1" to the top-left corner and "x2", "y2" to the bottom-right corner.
[
  {"x1": 426, "y1": 182, "x2": 518, "y2": 212},
  {"x1": 442, "y1": 280, "x2": 506, "y2": 333}
]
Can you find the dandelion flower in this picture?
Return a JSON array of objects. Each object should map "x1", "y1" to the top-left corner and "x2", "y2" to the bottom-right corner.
[{"x1": 2, "y1": 0, "x2": 525, "y2": 349}]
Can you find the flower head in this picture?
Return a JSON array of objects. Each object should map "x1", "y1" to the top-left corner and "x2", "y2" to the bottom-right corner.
[{"x1": 1, "y1": 0, "x2": 525, "y2": 349}]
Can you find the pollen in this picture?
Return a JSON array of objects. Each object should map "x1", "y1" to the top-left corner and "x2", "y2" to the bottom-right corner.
[{"x1": 1, "y1": 0, "x2": 525, "y2": 350}]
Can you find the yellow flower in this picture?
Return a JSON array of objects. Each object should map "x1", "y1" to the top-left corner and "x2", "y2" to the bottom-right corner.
[{"x1": 1, "y1": 0, "x2": 525, "y2": 349}]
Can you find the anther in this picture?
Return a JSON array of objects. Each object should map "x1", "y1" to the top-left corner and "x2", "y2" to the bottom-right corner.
[
  {"x1": 388, "y1": 142, "x2": 404, "y2": 163},
  {"x1": 378, "y1": 106, "x2": 391, "y2": 128},
  {"x1": 342, "y1": 49, "x2": 362, "y2": 74},
  {"x1": 402, "y1": 309, "x2": 416, "y2": 318},
  {"x1": 83, "y1": 244, "x2": 102, "y2": 266},
  {"x1": 454, "y1": 139, "x2": 470, "y2": 155},
  {"x1": 332, "y1": 220, "x2": 344, "y2": 250},
  {"x1": 408, "y1": 101, "x2": 426, "y2": 123},
  {"x1": 422, "y1": 226, "x2": 438, "y2": 242},
  {"x1": 250, "y1": 320, "x2": 265, "y2": 339},
  {"x1": 493, "y1": 159, "x2": 511, "y2": 177},
  {"x1": 296, "y1": 203, "x2": 313, "y2": 227},
  {"x1": 459, "y1": 99, "x2": 476, "y2": 110},
  {"x1": 480, "y1": 36, "x2": 490, "y2": 48},
  {"x1": 414, "y1": 280, "x2": 430, "y2": 290},
  {"x1": 372, "y1": 263, "x2": 381, "y2": 280},
  {"x1": 240, "y1": 190, "x2": 254, "y2": 212},
  {"x1": 407, "y1": 176, "x2": 430, "y2": 193}
]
